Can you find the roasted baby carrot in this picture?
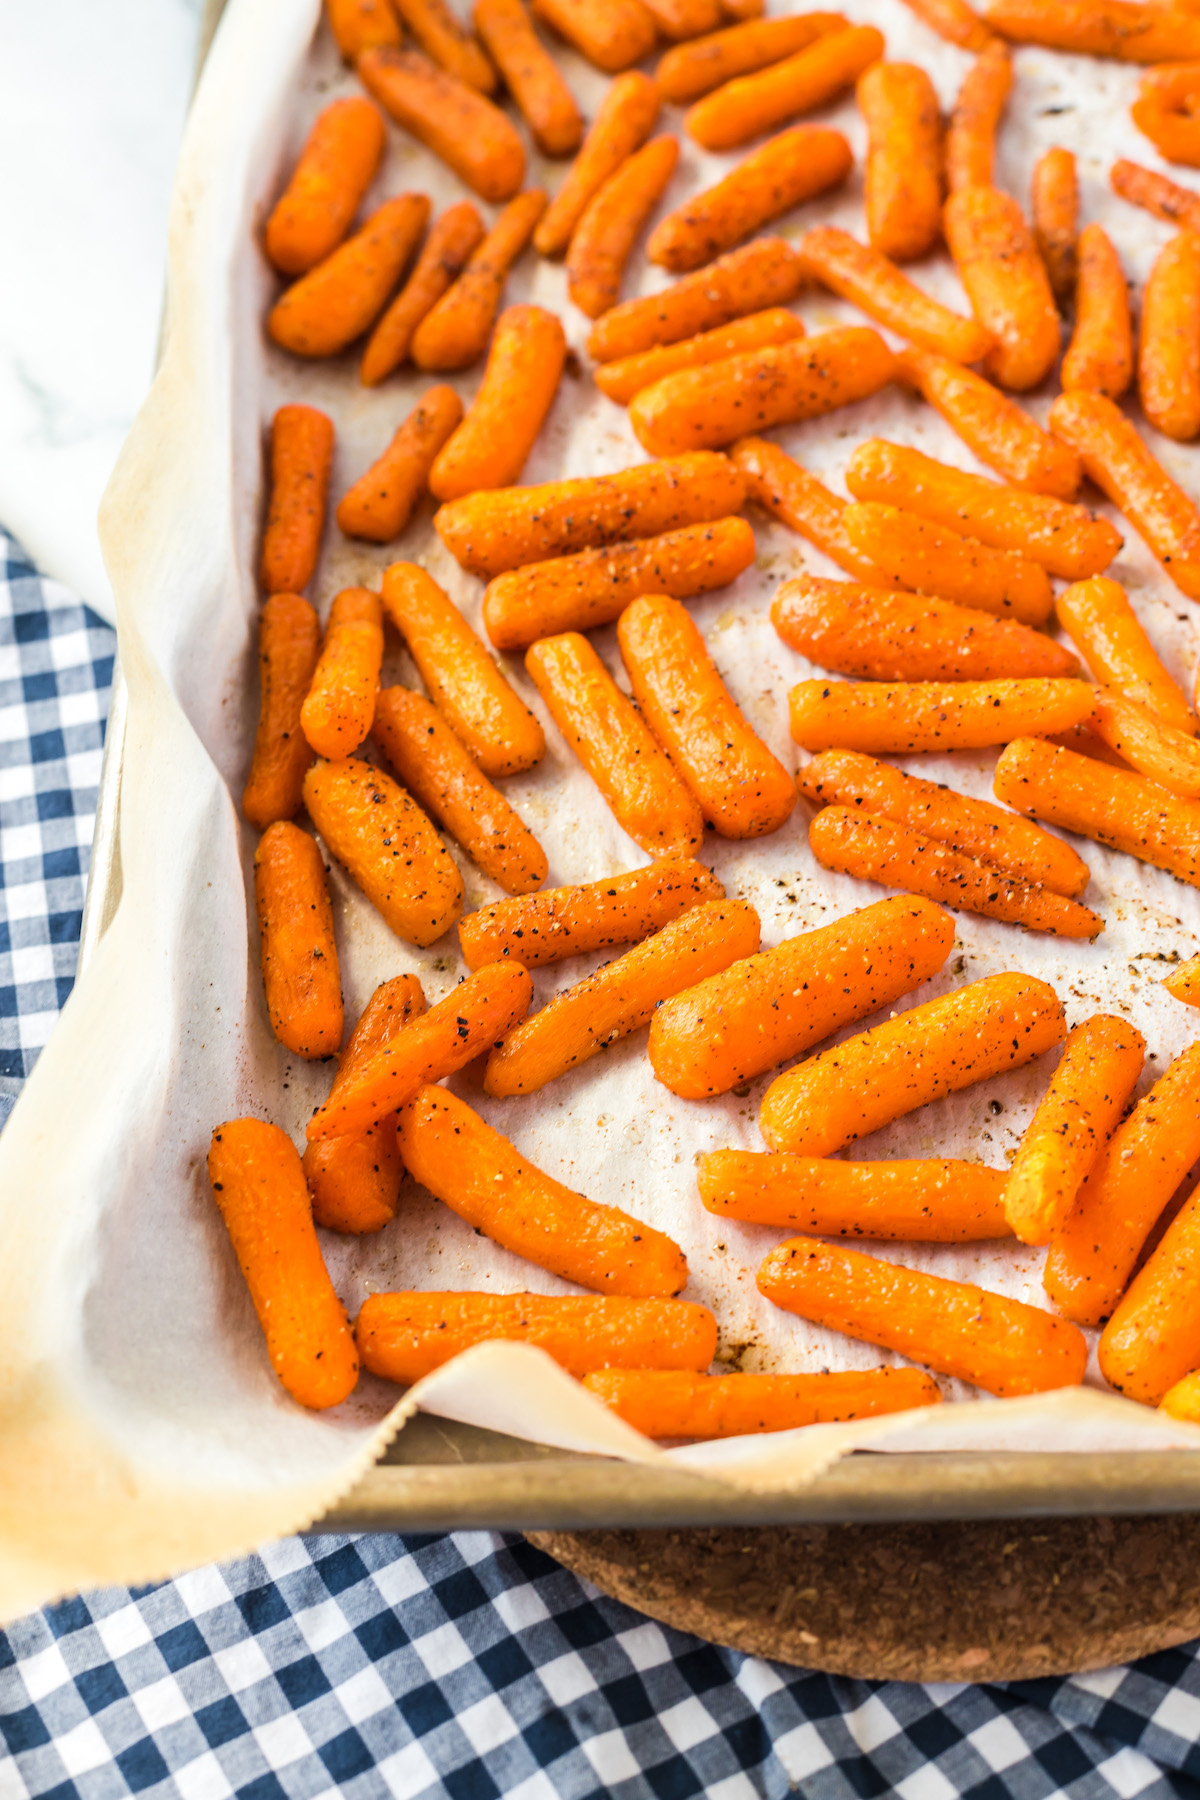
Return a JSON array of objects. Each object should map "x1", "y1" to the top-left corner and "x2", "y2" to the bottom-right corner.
[
  {"x1": 656, "y1": 14, "x2": 846, "y2": 104},
  {"x1": 732, "y1": 437, "x2": 901, "y2": 586},
  {"x1": 1045, "y1": 1039, "x2": 1200, "y2": 1329},
  {"x1": 530, "y1": 0, "x2": 658, "y2": 71},
  {"x1": 435, "y1": 450, "x2": 746, "y2": 576},
  {"x1": 1032, "y1": 145, "x2": 1078, "y2": 305},
  {"x1": 1100, "y1": 1186, "x2": 1200, "y2": 1406},
  {"x1": 977, "y1": 0, "x2": 1200, "y2": 61},
  {"x1": 698, "y1": 1148, "x2": 1012, "y2": 1240},
  {"x1": 484, "y1": 897, "x2": 761, "y2": 1094},
  {"x1": 857, "y1": 61, "x2": 943, "y2": 264},
  {"x1": 640, "y1": 0, "x2": 722, "y2": 38},
  {"x1": 945, "y1": 39, "x2": 1011, "y2": 193},
  {"x1": 254, "y1": 822, "x2": 343, "y2": 1059},
  {"x1": 758, "y1": 1236, "x2": 1087, "y2": 1397},
  {"x1": 630, "y1": 326, "x2": 895, "y2": 455},
  {"x1": 534, "y1": 70, "x2": 660, "y2": 256},
  {"x1": 265, "y1": 97, "x2": 387, "y2": 276},
  {"x1": 994, "y1": 735, "x2": 1200, "y2": 887},
  {"x1": 798, "y1": 747, "x2": 1091, "y2": 895},
  {"x1": 943, "y1": 185, "x2": 1061, "y2": 392},
  {"x1": 459, "y1": 857, "x2": 724, "y2": 969},
  {"x1": 327, "y1": 0, "x2": 402, "y2": 60},
  {"x1": 481, "y1": 517, "x2": 756, "y2": 649},
  {"x1": 1164, "y1": 952, "x2": 1200, "y2": 1006},
  {"x1": 473, "y1": 0, "x2": 582, "y2": 156},
  {"x1": 1139, "y1": 231, "x2": 1200, "y2": 441},
  {"x1": 648, "y1": 893, "x2": 954, "y2": 1098},
  {"x1": 302, "y1": 756, "x2": 464, "y2": 946},
  {"x1": 585, "y1": 1366, "x2": 942, "y2": 1437},
  {"x1": 360, "y1": 202, "x2": 485, "y2": 384},
  {"x1": 596, "y1": 309, "x2": 804, "y2": 404},
  {"x1": 303, "y1": 972, "x2": 425, "y2": 1234},
  {"x1": 841, "y1": 502, "x2": 1054, "y2": 624},
  {"x1": 357, "y1": 47, "x2": 526, "y2": 201},
  {"x1": 1061, "y1": 223, "x2": 1134, "y2": 398},
  {"x1": 1160, "y1": 1370, "x2": 1200, "y2": 1421},
  {"x1": 799, "y1": 227, "x2": 992, "y2": 363},
  {"x1": 648, "y1": 127, "x2": 851, "y2": 273},
  {"x1": 587, "y1": 236, "x2": 806, "y2": 362},
  {"x1": 336, "y1": 385, "x2": 462, "y2": 542},
  {"x1": 398, "y1": 1085, "x2": 687, "y2": 1293},
  {"x1": 1089, "y1": 692, "x2": 1200, "y2": 798},
  {"x1": 209, "y1": 1119, "x2": 358, "y2": 1407},
  {"x1": 242, "y1": 593, "x2": 322, "y2": 827},
  {"x1": 686, "y1": 24, "x2": 885, "y2": 152},
  {"x1": 307, "y1": 960, "x2": 532, "y2": 1140},
  {"x1": 525, "y1": 632, "x2": 705, "y2": 856},
  {"x1": 618, "y1": 595, "x2": 797, "y2": 838},
  {"x1": 899, "y1": 0, "x2": 993, "y2": 51},
  {"x1": 300, "y1": 585, "x2": 385, "y2": 758},
  {"x1": 1049, "y1": 390, "x2": 1200, "y2": 600},
  {"x1": 1004, "y1": 1013, "x2": 1146, "y2": 1248},
  {"x1": 790, "y1": 677, "x2": 1096, "y2": 755},
  {"x1": 372, "y1": 685, "x2": 548, "y2": 893},
  {"x1": 1111, "y1": 156, "x2": 1200, "y2": 230},
  {"x1": 897, "y1": 347, "x2": 1082, "y2": 498},
  {"x1": 1132, "y1": 63, "x2": 1200, "y2": 167},
  {"x1": 259, "y1": 405, "x2": 334, "y2": 596},
  {"x1": 428, "y1": 305, "x2": 565, "y2": 499},
  {"x1": 567, "y1": 135, "x2": 680, "y2": 319},
  {"x1": 411, "y1": 189, "x2": 547, "y2": 370},
  {"x1": 356, "y1": 1290, "x2": 718, "y2": 1381},
  {"x1": 394, "y1": 0, "x2": 498, "y2": 90},
  {"x1": 1057, "y1": 576, "x2": 1196, "y2": 733},
  {"x1": 774, "y1": 574, "x2": 1079, "y2": 683},
  {"x1": 380, "y1": 562, "x2": 545, "y2": 776},
  {"x1": 758, "y1": 969, "x2": 1066, "y2": 1157},
  {"x1": 844, "y1": 439, "x2": 1121, "y2": 579},
  {"x1": 267, "y1": 193, "x2": 429, "y2": 358}
]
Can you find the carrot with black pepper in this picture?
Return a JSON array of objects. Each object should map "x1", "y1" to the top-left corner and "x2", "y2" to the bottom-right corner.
[
  {"x1": 1163, "y1": 953, "x2": 1200, "y2": 1006},
  {"x1": 978, "y1": 0, "x2": 1200, "y2": 62},
  {"x1": 529, "y1": 0, "x2": 658, "y2": 72},
  {"x1": 254, "y1": 822, "x2": 343, "y2": 1058},
  {"x1": 789, "y1": 677, "x2": 1095, "y2": 755},
  {"x1": 1032, "y1": 145, "x2": 1078, "y2": 304},
  {"x1": 1100, "y1": 1186, "x2": 1200, "y2": 1405},
  {"x1": 267, "y1": 194, "x2": 429, "y2": 358},
  {"x1": 857, "y1": 61, "x2": 943, "y2": 263},
  {"x1": 412, "y1": 189, "x2": 547, "y2": 371},
  {"x1": 899, "y1": 0, "x2": 992, "y2": 51},
  {"x1": 585, "y1": 1366, "x2": 942, "y2": 1437},
  {"x1": 1132, "y1": 63, "x2": 1200, "y2": 166},
  {"x1": 473, "y1": 0, "x2": 582, "y2": 155},
  {"x1": 649, "y1": 127, "x2": 851, "y2": 273},
  {"x1": 587, "y1": 237, "x2": 806, "y2": 362},
  {"x1": 459, "y1": 858, "x2": 724, "y2": 970},
  {"x1": 685, "y1": 24, "x2": 885, "y2": 152},
  {"x1": 799, "y1": 227, "x2": 993, "y2": 363},
  {"x1": 732, "y1": 437, "x2": 901, "y2": 586},
  {"x1": 360, "y1": 202, "x2": 486, "y2": 385},
  {"x1": 1055, "y1": 576, "x2": 1196, "y2": 733},
  {"x1": 698, "y1": 1149, "x2": 1012, "y2": 1240},
  {"x1": 327, "y1": 0, "x2": 403, "y2": 61},
  {"x1": 1061, "y1": 224, "x2": 1133, "y2": 398},
  {"x1": 428, "y1": 305, "x2": 565, "y2": 498},
  {"x1": 357, "y1": 46, "x2": 526, "y2": 201},
  {"x1": 336, "y1": 386, "x2": 462, "y2": 542},
  {"x1": 655, "y1": 13, "x2": 847, "y2": 103},
  {"x1": 841, "y1": 502, "x2": 1054, "y2": 624},
  {"x1": 1139, "y1": 230, "x2": 1200, "y2": 441},
  {"x1": 567, "y1": 135, "x2": 680, "y2": 319},
  {"x1": 260, "y1": 405, "x2": 334, "y2": 596},
  {"x1": 265, "y1": 97, "x2": 387, "y2": 275},
  {"x1": 301, "y1": 587, "x2": 385, "y2": 758},
  {"x1": 943, "y1": 184, "x2": 1061, "y2": 392},
  {"x1": 898, "y1": 347, "x2": 1081, "y2": 498},
  {"x1": 945, "y1": 38, "x2": 1010, "y2": 192},
  {"x1": 595, "y1": 311, "x2": 805, "y2": 405},
  {"x1": 242, "y1": 593, "x2": 322, "y2": 827},
  {"x1": 534, "y1": 70, "x2": 660, "y2": 256},
  {"x1": 395, "y1": 0, "x2": 498, "y2": 90}
]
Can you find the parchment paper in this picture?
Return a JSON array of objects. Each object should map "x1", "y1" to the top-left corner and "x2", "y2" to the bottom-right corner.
[{"x1": 2, "y1": 0, "x2": 1200, "y2": 1620}]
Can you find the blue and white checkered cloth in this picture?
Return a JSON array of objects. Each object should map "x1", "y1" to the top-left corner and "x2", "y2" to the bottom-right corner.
[{"x1": 5, "y1": 519, "x2": 1200, "y2": 1799}]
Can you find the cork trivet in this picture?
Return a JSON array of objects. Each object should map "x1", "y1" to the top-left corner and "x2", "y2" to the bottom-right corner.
[{"x1": 528, "y1": 1514, "x2": 1200, "y2": 1680}]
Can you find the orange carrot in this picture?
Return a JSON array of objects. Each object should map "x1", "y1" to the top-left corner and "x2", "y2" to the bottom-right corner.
[
  {"x1": 1092, "y1": 692, "x2": 1200, "y2": 797},
  {"x1": 380, "y1": 562, "x2": 545, "y2": 776},
  {"x1": 254, "y1": 822, "x2": 343, "y2": 1059},
  {"x1": 473, "y1": 0, "x2": 583, "y2": 156},
  {"x1": 841, "y1": 502, "x2": 1054, "y2": 625},
  {"x1": 428, "y1": 305, "x2": 565, "y2": 499},
  {"x1": 1160, "y1": 1370, "x2": 1200, "y2": 1421},
  {"x1": 943, "y1": 185, "x2": 1061, "y2": 392},
  {"x1": 393, "y1": 0, "x2": 498, "y2": 90},
  {"x1": 595, "y1": 309, "x2": 805, "y2": 404},
  {"x1": 945, "y1": 39, "x2": 1011, "y2": 193},
  {"x1": 649, "y1": 893, "x2": 954, "y2": 1098},
  {"x1": 630, "y1": 325, "x2": 895, "y2": 455},
  {"x1": 698, "y1": 1148, "x2": 1012, "y2": 1240},
  {"x1": 1061, "y1": 223, "x2": 1134, "y2": 398},
  {"x1": 534, "y1": 70, "x2": 660, "y2": 256},
  {"x1": 1100, "y1": 1185, "x2": 1200, "y2": 1405},
  {"x1": 978, "y1": 0, "x2": 1200, "y2": 60},
  {"x1": 994, "y1": 734, "x2": 1200, "y2": 887},
  {"x1": 398, "y1": 1085, "x2": 688, "y2": 1293},
  {"x1": 790, "y1": 676, "x2": 1096, "y2": 755},
  {"x1": 530, "y1": 0, "x2": 658, "y2": 70},
  {"x1": 899, "y1": 0, "x2": 993, "y2": 50},
  {"x1": 799, "y1": 226, "x2": 992, "y2": 363},
  {"x1": 208, "y1": 1119, "x2": 358, "y2": 1409},
  {"x1": 302, "y1": 756, "x2": 464, "y2": 946},
  {"x1": 857, "y1": 61, "x2": 943, "y2": 264},
  {"x1": 1049, "y1": 390, "x2": 1200, "y2": 600},
  {"x1": 300, "y1": 586, "x2": 384, "y2": 759},
  {"x1": 759, "y1": 970, "x2": 1067, "y2": 1156},
  {"x1": 640, "y1": 0, "x2": 722, "y2": 38},
  {"x1": 1164, "y1": 952, "x2": 1200, "y2": 1006},
  {"x1": 1139, "y1": 231, "x2": 1200, "y2": 440},
  {"x1": 481, "y1": 517, "x2": 756, "y2": 649},
  {"x1": 1057, "y1": 576, "x2": 1196, "y2": 733},
  {"x1": 459, "y1": 857, "x2": 724, "y2": 969},
  {"x1": 618, "y1": 594, "x2": 797, "y2": 839},
  {"x1": 686, "y1": 24, "x2": 885, "y2": 152},
  {"x1": 327, "y1": 0, "x2": 403, "y2": 60},
  {"x1": 774, "y1": 573, "x2": 1080, "y2": 683},
  {"x1": 587, "y1": 236, "x2": 806, "y2": 362},
  {"x1": 657, "y1": 14, "x2": 847, "y2": 103},
  {"x1": 1132, "y1": 63, "x2": 1200, "y2": 166},
  {"x1": 372, "y1": 685, "x2": 548, "y2": 893},
  {"x1": 265, "y1": 97, "x2": 387, "y2": 276},
  {"x1": 358, "y1": 47, "x2": 526, "y2": 200},
  {"x1": 897, "y1": 347, "x2": 1082, "y2": 498},
  {"x1": 1046, "y1": 1039, "x2": 1200, "y2": 1329},
  {"x1": 844, "y1": 439, "x2": 1121, "y2": 579},
  {"x1": 336, "y1": 385, "x2": 462, "y2": 542},
  {"x1": 525, "y1": 632, "x2": 706, "y2": 857},
  {"x1": 356, "y1": 1290, "x2": 718, "y2": 1381},
  {"x1": 648, "y1": 127, "x2": 851, "y2": 273},
  {"x1": 585, "y1": 1365, "x2": 942, "y2": 1437},
  {"x1": 758, "y1": 1236, "x2": 1087, "y2": 1396},
  {"x1": 1111, "y1": 156, "x2": 1200, "y2": 229},
  {"x1": 411, "y1": 189, "x2": 547, "y2": 371},
  {"x1": 484, "y1": 897, "x2": 761, "y2": 1095},
  {"x1": 798, "y1": 747, "x2": 1091, "y2": 896},
  {"x1": 435, "y1": 451, "x2": 746, "y2": 577},
  {"x1": 567, "y1": 135, "x2": 680, "y2": 319},
  {"x1": 360, "y1": 202, "x2": 486, "y2": 385},
  {"x1": 242, "y1": 593, "x2": 322, "y2": 828},
  {"x1": 259, "y1": 405, "x2": 334, "y2": 596},
  {"x1": 267, "y1": 193, "x2": 429, "y2": 358},
  {"x1": 307, "y1": 961, "x2": 532, "y2": 1141},
  {"x1": 303, "y1": 972, "x2": 425, "y2": 1234},
  {"x1": 1032, "y1": 145, "x2": 1078, "y2": 304},
  {"x1": 732, "y1": 437, "x2": 901, "y2": 586}
]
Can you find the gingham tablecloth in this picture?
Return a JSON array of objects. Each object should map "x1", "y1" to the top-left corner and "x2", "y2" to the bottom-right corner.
[{"x1": 4, "y1": 523, "x2": 1200, "y2": 1800}]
